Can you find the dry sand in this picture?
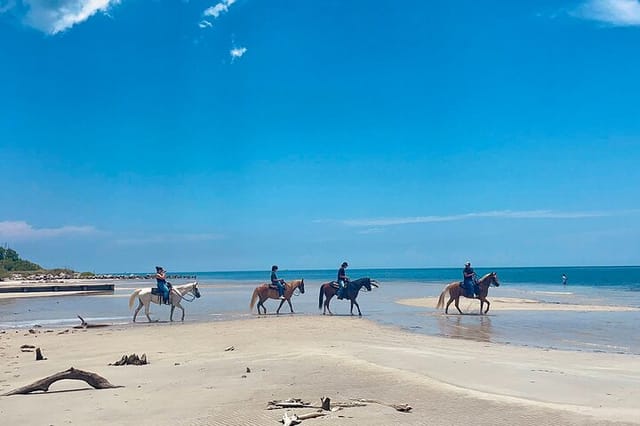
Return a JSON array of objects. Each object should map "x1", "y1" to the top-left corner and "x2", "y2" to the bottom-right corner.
[
  {"x1": 1, "y1": 316, "x2": 639, "y2": 426},
  {"x1": 397, "y1": 297, "x2": 640, "y2": 312}
]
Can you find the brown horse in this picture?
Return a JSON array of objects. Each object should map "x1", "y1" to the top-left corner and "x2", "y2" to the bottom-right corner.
[
  {"x1": 318, "y1": 277, "x2": 379, "y2": 316},
  {"x1": 249, "y1": 279, "x2": 305, "y2": 315},
  {"x1": 436, "y1": 272, "x2": 500, "y2": 315}
]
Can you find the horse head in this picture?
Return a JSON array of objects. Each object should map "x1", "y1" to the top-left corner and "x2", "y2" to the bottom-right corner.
[
  {"x1": 298, "y1": 279, "x2": 305, "y2": 294},
  {"x1": 359, "y1": 277, "x2": 378, "y2": 291},
  {"x1": 193, "y1": 282, "x2": 202, "y2": 298},
  {"x1": 479, "y1": 272, "x2": 499, "y2": 287}
]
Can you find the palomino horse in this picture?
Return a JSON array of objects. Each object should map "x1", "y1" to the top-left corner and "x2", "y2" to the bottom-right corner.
[
  {"x1": 129, "y1": 282, "x2": 201, "y2": 322},
  {"x1": 436, "y1": 272, "x2": 500, "y2": 315},
  {"x1": 318, "y1": 277, "x2": 378, "y2": 316},
  {"x1": 249, "y1": 279, "x2": 305, "y2": 315}
]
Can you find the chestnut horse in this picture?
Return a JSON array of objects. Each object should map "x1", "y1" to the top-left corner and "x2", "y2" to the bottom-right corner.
[
  {"x1": 249, "y1": 279, "x2": 305, "y2": 315},
  {"x1": 318, "y1": 277, "x2": 379, "y2": 316},
  {"x1": 436, "y1": 272, "x2": 500, "y2": 315}
]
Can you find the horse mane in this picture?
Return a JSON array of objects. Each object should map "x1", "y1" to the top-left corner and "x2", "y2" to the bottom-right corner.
[{"x1": 477, "y1": 272, "x2": 495, "y2": 283}]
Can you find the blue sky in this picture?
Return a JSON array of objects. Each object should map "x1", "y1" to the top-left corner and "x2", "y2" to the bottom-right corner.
[{"x1": 1, "y1": 0, "x2": 640, "y2": 272}]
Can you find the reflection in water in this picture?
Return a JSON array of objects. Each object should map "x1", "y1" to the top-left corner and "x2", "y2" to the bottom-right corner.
[{"x1": 436, "y1": 314, "x2": 493, "y2": 343}]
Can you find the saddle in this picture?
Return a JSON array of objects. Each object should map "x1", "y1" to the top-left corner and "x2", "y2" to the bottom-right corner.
[
  {"x1": 268, "y1": 283, "x2": 280, "y2": 290},
  {"x1": 151, "y1": 283, "x2": 172, "y2": 304},
  {"x1": 459, "y1": 281, "x2": 479, "y2": 299},
  {"x1": 329, "y1": 281, "x2": 339, "y2": 289}
]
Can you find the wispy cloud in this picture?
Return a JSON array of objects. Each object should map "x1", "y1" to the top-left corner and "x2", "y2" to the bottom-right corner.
[
  {"x1": 115, "y1": 233, "x2": 224, "y2": 245},
  {"x1": 12, "y1": 0, "x2": 122, "y2": 34},
  {"x1": 198, "y1": 19, "x2": 212, "y2": 28},
  {"x1": 230, "y1": 46, "x2": 247, "y2": 60},
  {"x1": 0, "y1": 220, "x2": 97, "y2": 240},
  {"x1": 201, "y1": 0, "x2": 235, "y2": 25},
  {"x1": 321, "y1": 209, "x2": 640, "y2": 227},
  {"x1": 573, "y1": 0, "x2": 640, "y2": 26}
]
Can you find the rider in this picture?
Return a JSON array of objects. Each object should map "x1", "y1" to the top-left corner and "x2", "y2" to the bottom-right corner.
[
  {"x1": 463, "y1": 261, "x2": 478, "y2": 298},
  {"x1": 155, "y1": 266, "x2": 170, "y2": 304},
  {"x1": 337, "y1": 261, "x2": 350, "y2": 300},
  {"x1": 270, "y1": 265, "x2": 286, "y2": 300}
]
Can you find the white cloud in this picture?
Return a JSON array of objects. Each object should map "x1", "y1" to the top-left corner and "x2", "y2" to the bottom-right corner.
[
  {"x1": 574, "y1": 0, "x2": 640, "y2": 26},
  {"x1": 0, "y1": 221, "x2": 97, "y2": 240},
  {"x1": 203, "y1": 0, "x2": 235, "y2": 19},
  {"x1": 198, "y1": 19, "x2": 212, "y2": 28},
  {"x1": 230, "y1": 46, "x2": 247, "y2": 60},
  {"x1": 22, "y1": 0, "x2": 120, "y2": 34},
  {"x1": 326, "y1": 209, "x2": 640, "y2": 227}
]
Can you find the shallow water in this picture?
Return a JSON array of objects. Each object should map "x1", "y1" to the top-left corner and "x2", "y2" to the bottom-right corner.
[{"x1": 1, "y1": 267, "x2": 639, "y2": 355}]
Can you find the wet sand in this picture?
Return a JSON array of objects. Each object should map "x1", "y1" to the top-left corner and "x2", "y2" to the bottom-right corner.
[
  {"x1": 1, "y1": 316, "x2": 639, "y2": 425},
  {"x1": 397, "y1": 297, "x2": 640, "y2": 312}
]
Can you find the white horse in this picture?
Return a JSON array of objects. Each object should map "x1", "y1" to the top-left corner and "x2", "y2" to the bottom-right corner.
[{"x1": 128, "y1": 282, "x2": 201, "y2": 322}]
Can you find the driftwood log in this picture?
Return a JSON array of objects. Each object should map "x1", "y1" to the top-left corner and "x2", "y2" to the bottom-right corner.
[
  {"x1": 280, "y1": 411, "x2": 327, "y2": 425},
  {"x1": 109, "y1": 353, "x2": 148, "y2": 366},
  {"x1": 74, "y1": 315, "x2": 110, "y2": 329},
  {"x1": 351, "y1": 398, "x2": 412, "y2": 412},
  {"x1": 3, "y1": 367, "x2": 120, "y2": 396},
  {"x1": 35, "y1": 348, "x2": 46, "y2": 361}
]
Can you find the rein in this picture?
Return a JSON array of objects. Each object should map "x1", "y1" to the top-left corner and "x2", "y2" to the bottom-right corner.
[{"x1": 173, "y1": 286, "x2": 198, "y2": 303}]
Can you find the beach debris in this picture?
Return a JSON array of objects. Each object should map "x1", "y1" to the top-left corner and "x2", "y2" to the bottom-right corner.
[
  {"x1": 246, "y1": 367, "x2": 251, "y2": 373},
  {"x1": 351, "y1": 398, "x2": 412, "y2": 412},
  {"x1": 267, "y1": 398, "x2": 314, "y2": 410},
  {"x1": 224, "y1": 345, "x2": 235, "y2": 352},
  {"x1": 28, "y1": 329, "x2": 36, "y2": 334},
  {"x1": 74, "y1": 315, "x2": 110, "y2": 329},
  {"x1": 3, "y1": 367, "x2": 121, "y2": 396},
  {"x1": 35, "y1": 348, "x2": 46, "y2": 361},
  {"x1": 280, "y1": 411, "x2": 327, "y2": 425},
  {"x1": 20, "y1": 344, "x2": 36, "y2": 352},
  {"x1": 109, "y1": 353, "x2": 148, "y2": 366},
  {"x1": 321, "y1": 397, "x2": 331, "y2": 411},
  {"x1": 57, "y1": 329, "x2": 69, "y2": 335}
]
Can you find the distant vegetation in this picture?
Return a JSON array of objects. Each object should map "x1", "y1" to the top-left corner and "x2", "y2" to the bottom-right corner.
[
  {"x1": 0, "y1": 247, "x2": 93, "y2": 281},
  {"x1": 0, "y1": 247, "x2": 42, "y2": 278}
]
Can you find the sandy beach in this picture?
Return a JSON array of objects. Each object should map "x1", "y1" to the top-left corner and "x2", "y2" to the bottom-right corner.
[{"x1": 1, "y1": 315, "x2": 639, "y2": 426}]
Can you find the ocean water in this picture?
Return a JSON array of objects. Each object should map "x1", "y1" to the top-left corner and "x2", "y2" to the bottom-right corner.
[{"x1": 1, "y1": 267, "x2": 639, "y2": 354}]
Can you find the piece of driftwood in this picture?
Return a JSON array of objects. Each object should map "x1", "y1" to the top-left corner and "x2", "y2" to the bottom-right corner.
[
  {"x1": 321, "y1": 396, "x2": 331, "y2": 411},
  {"x1": 73, "y1": 315, "x2": 110, "y2": 329},
  {"x1": 35, "y1": 348, "x2": 46, "y2": 361},
  {"x1": 267, "y1": 398, "x2": 318, "y2": 410},
  {"x1": 3, "y1": 367, "x2": 120, "y2": 396},
  {"x1": 280, "y1": 411, "x2": 326, "y2": 425},
  {"x1": 109, "y1": 353, "x2": 148, "y2": 366},
  {"x1": 224, "y1": 346, "x2": 235, "y2": 351},
  {"x1": 351, "y1": 398, "x2": 412, "y2": 412}
]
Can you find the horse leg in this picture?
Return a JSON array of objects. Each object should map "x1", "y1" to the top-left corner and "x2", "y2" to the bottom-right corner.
[
  {"x1": 144, "y1": 300, "x2": 155, "y2": 322},
  {"x1": 350, "y1": 300, "x2": 354, "y2": 315},
  {"x1": 276, "y1": 298, "x2": 286, "y2": 314},
  {"x1": 484, "y1": 299, "x2": 490, "y2": 314},
  {"x1": 177, "y1": 302, "x2": 185, "y2": 321},
  {"x1": 479, "y1": 299, "x2": 484, "y2": 315},
  {"x1": 133, "y1": 299, "x2": 143, "y2": 322},
  {"x1": 445, "y1": 296, "x2": 455, "y2": 314},
  {"x1": 286, "y1": 298, "x2": 294, "y2": 313},
  {"x1": 258, "y1": 298, "x2": 266, "y2": 315},
  {"x1": 353, "y1": 299, "x2": 362, "y2": 316},
  {"x1": 170, "y1": 305, "x2": 175, "y2": 322},
  {"x1": 453, "y1": 297, "x2": 464, "y2": 314},
  {"x1": 325, "y1": 294, "x2": 334, "y2": 315}
]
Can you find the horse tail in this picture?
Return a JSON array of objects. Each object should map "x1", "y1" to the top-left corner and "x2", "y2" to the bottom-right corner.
[
  {"x1": 249, "y1": 288, "x2": 259, "y2": 311},
  {"x1": 436, "y1": 286, "x2": 448, "y2": 309},
  {"x1": 128, "y1": 289, "x2": 142, "y2": 310},
  {"x1": 318, "y1": 284, "x2": 324, "y2": 310}
]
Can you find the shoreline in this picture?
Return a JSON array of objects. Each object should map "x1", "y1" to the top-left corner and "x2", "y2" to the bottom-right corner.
[{"x1": 1, "y1": 316, "x2": 638, "y2": 425}]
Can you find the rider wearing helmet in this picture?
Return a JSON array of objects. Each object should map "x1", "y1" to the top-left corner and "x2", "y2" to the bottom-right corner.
[{"x1": 337, "y1": 261, "x2": 350, "y2": 300}]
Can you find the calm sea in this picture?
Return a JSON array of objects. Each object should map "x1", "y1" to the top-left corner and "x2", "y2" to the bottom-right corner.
[{"x1": 2, "y1": 267, "x2": 639, "y2": 354}]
